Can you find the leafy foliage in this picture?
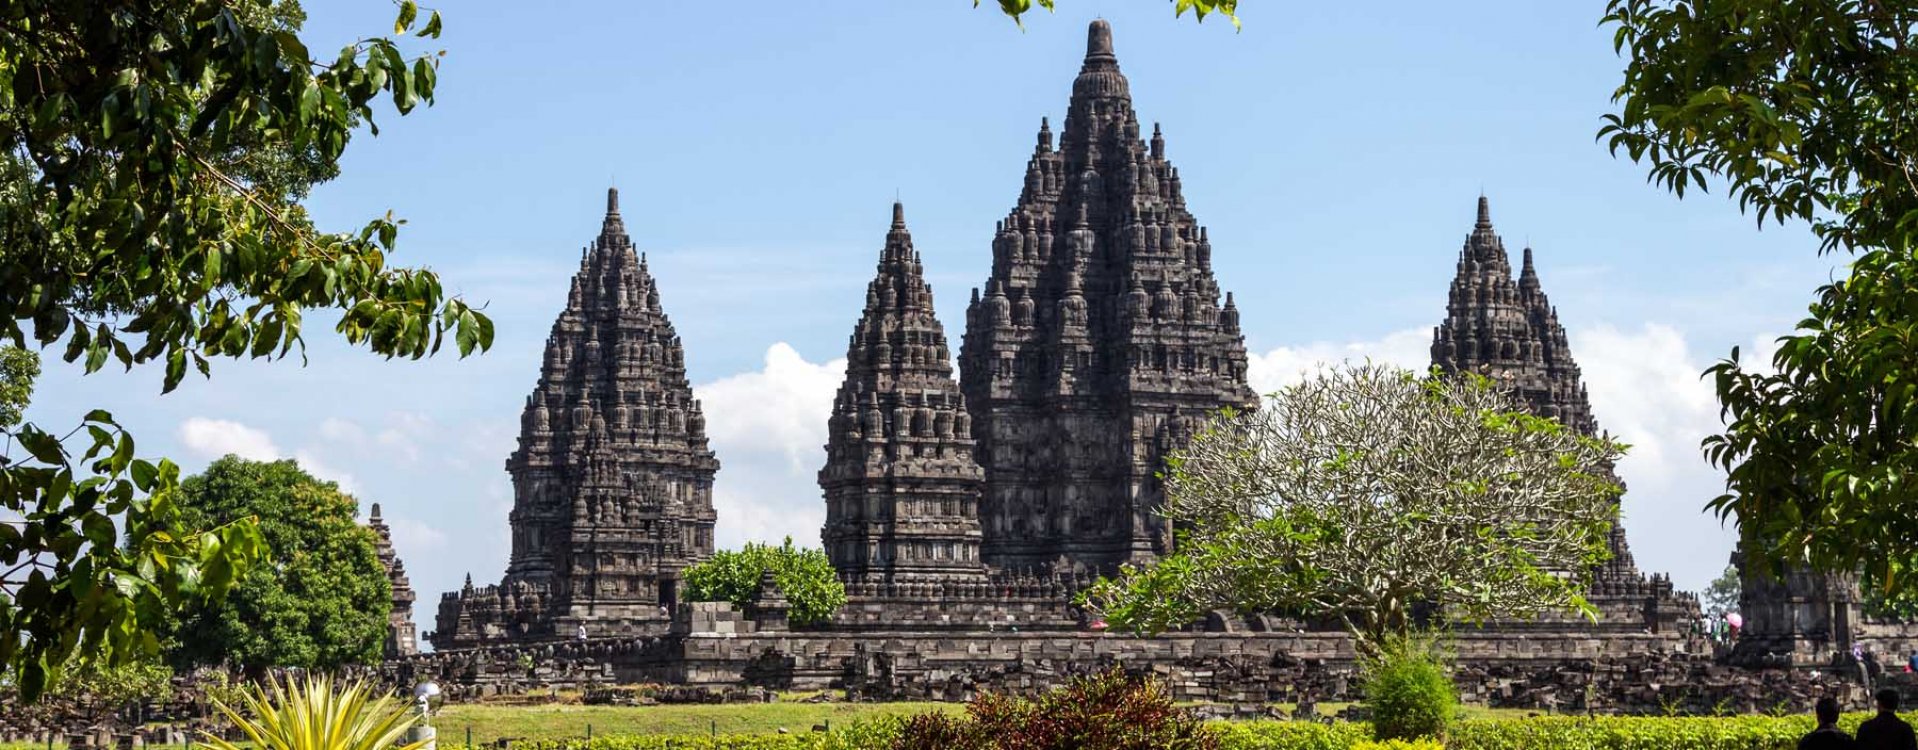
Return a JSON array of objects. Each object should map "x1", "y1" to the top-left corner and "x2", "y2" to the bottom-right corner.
[
  {"x1": 981, "y1": 0, "x2": 1241, "y2": 28},
  {"x1": 0, "y1": 346, "x2": 36, "y2": 429},
  {"x1": 324, "y1": 712, "x2": 1918, "y2": 750},
  {"x1": 46, "y1": 652, "x2": 175, "y2": 708},
  {"x1": 1081, "y1": 364, "x2": 1624, "y2": 651},
  {"x1": 496, "y1": 719, "x2": 901, "y2": 750},
  {"x1": 0, "y1": 652, "x2": 174, "y2": 729},
  {"x1": 0, "y1": 402, "x2": 265, "y2": 701},
  {"x1": 1602, "y1": 0, "x2": 1918, "y2": 592},
  {"x1": 1359, "y1": 635, "x2": 1458, "y2": 742},
  {"x1": 0, "y1": 0, "x2": 491, "y2": 390},
  {"x1": 0, "y1": 0, "x2": 492, "y2": 701},
  {"x1": 1703, "y1": 565, "x2": 1740, "y2": 619},
  {"x1": 165, "y1": 457, "x2": 390, "y2": 671},
  {"x1": 890, "y1": 668, "x2": 1219, "y2": 750},
  {"x1": 683, "y1": 537, "x2": 846, "y2": 627},
  {"x1": 200, "y1": 674, "x2": 427, "y2": 750}
]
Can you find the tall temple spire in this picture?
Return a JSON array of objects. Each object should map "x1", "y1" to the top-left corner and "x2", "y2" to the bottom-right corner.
[
  {"x1": 1433, "y1": 196, "x2": 1589, "y2": 432},
  {"x1": 366, "y1": 502, "x2": 418, "y2": 657},
  {"x1": 433, "y1": 189, "x2": 719, "y2": 649},
  {"x1": 1085, "y1": 18, "x2": 1117, "y2": 66},
  {"x1": 961, "y1": 19, "x2": 1256, "y2": 574},
  {"x1": 821, "y1": 203, "x2": 986, "y2": 585},
  {"x1": 601, "y1": 186, "x2": 626, "y2": 239},
  {"x1": 1429, "y1": 195, "x2": 1643, "y2": 590}
]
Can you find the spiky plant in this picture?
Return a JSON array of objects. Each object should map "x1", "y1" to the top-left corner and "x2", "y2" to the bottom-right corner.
[{"x1": 200, "y1": 674, "x2": 428, "y2": 750}]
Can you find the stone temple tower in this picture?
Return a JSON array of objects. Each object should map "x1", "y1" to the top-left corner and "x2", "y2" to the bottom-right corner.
[
  {"x1": 1431, "y1": 197, "x2": 1695, "y2": 630},
  {"x1": 366, "y1": 503, "x2": 418, "y2": 657},
  {"x1": 431, "y1": 188, "x2": 719, "y2": 647},
  {"x1": 819, "y1": 203, "x2": 988, "y2": 585},
  {"x1": 1431, "y1": 196, "x2": 1597, "y2": 435},
  {"x1": 960, "y1": 20, "x2": 1258, "y2": 574}
]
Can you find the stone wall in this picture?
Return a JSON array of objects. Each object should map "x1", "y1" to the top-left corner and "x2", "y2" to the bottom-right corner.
[
  {"x1": 383, "y1": 622, "x2": 1888, "y2": 717},
  {"x1": 384, "y1": 601, "x2": 1887, "y2": 717}
]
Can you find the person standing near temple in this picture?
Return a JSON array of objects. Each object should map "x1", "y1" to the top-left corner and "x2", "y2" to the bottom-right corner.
[
  {"x1": 1802, "y1": 697, "x2": 1858, "y2": 750},
  {"x1": 1857, "y1": 689, "x2": 1918, "y2": 750}
]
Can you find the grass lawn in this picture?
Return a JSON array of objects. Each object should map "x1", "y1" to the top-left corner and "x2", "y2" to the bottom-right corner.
[{"x1": 432, "y1": 700, "x2": 958, "y2": 743}]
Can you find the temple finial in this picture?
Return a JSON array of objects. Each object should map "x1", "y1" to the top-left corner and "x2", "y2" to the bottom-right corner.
[
  {"x1": 892, "y1": 201, "x2": 906, "y2": 230},
  {"x1": 1475, "y1": 195, "x2": 1492, "y2": 228},
  {"x1": 607, "y1": 187, "x2": 620, "y2": 216},
  {"x1": 1086, "y1": 19, "x2": 1116, "y2": 64},
  {"x1": 370, "y1": 502, "x2": 382, "y2": 520}
]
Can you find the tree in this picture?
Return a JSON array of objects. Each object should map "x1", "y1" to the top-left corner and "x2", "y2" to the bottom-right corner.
[
  {"x1": 165, "y1": 457, "x2": 389, "y2": 672},
  {"x1": 1081, "y1": 364, "x2": 1626, "y2": 653},
  {"x1": 683, "y1": 537, "x2": 847, "y2": 627},
  {"x1": 1602, "y1": 0, "x2": 1918, "y2": 593},
  {"x1": 1703, "y1": 565, "x2": 1740, "y2": 619},
  {"x1": 0, "y1": 0, "x2": 491, "y2": 698},
  {"x1": 0, "y1": 346, "x2": 37, "y2": 428}
]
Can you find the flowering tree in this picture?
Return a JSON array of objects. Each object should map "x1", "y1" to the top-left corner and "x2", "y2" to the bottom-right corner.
[{"x1": 1083, "y1": 363, "x2": 1626, "y2": 653}]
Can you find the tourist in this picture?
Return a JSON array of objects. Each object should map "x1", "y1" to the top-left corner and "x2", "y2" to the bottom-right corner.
[
  {"x1": 1801, "y1": 696, "x2": 1858, "y2": 750},
  {"x1": 1856, "y1": 689, "x2": 1917, "y2": 750},
  {"x1": 576, "y1": 624, "x2": 588, "y2": 642},
  {"x1": 1907, "y1": 652, "x2": 1918, "y2": 673}
]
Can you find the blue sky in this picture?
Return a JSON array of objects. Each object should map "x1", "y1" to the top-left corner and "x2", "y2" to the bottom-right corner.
[{"x1": 27, "y1": 1, "x2": 1841, "y2": 629}]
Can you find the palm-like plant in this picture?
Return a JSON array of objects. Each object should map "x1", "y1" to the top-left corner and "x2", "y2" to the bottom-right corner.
[{"x1": 201, "y1": 674, "x2": 428, "y2": 750}]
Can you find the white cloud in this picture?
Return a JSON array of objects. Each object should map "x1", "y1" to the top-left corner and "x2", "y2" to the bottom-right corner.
[
  {"x1": 1246, "y1": 327, "x2": 1432, "y2": 395},
  {"x1": 1573, "y1": 323, "x2": 1734, "y2": 589},
  {"x1": 177, "y1": 417, "x2": 364, "y2": 499},
  {"x1": 318, "y1": 417, "x2": 366, "y2": 444},
  {"x1": 178, "y1": 417, "x2": 282, "y2": 461},
  {"x1": 387, "y1": 516, "x2": 450, "y2": 556},
  {"x1": 694, "y1": 343, "x2": 846, "y2": 549},
  {"x1": 697, "y1": 343, "x2": 846, "y2": 474},
  {"x1": 293, "y1": 449, "x2": 361, "y2": 496},
  {"x1": 376, "y1": 411, "x2": 435, "y2": 464}
]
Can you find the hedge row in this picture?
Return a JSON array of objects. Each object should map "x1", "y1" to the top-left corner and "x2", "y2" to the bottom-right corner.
[{"x1": 467, "y1": 712, "x2": 1918, "y2": 750}]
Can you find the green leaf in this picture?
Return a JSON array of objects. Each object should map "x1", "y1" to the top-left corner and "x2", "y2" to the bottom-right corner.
[{"x1": 395, "y1": 1, "x2": 418, "y2": 34}]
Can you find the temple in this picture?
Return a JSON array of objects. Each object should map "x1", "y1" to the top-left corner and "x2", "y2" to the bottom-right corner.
[
  {"x1": 958, "y1": 19, "x2": 1258, "y2": 574},
  {"x1": 1430, "y1": 197, "x2": 1696, "y2": 631},
  {"x1": 420, "y1": 19, "x2": 1699, "y2": 661},
  {"x1": 820, "y1": 202, "x2": 989, "y2": 586},
  {"x1": 366, "y1": 503, "x2": 419, "y2": 657},
  {"x1": 429, "y1": 188, "x2": 719, "y2": 649}
]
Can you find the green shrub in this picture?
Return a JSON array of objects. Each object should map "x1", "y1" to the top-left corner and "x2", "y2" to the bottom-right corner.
[
  {"x1": 1359, "y1": 635, "x2": 1458, "y2": 742},
  {"x1": 495, "y1": 718, "x2": 901, "y2": 750},
  {"x1": 1212, "y1": 720, "x2": 1371, "y2": 750},
  {"x1": 421, "y1": 708, "x2": 1918, "y2": 750},
  {"x1": 684, "y1": 538, "x2": 847, "y2": 626},
  {"x1": 1219, "y1": 714, "x2": 1899, "y2": 750},
  {"x1": 1352, "y1": 741, "x2": 1444, "y2": 750},
  {"x1": 890, "y1": 668, "x2": 1217, "y2": 750}
]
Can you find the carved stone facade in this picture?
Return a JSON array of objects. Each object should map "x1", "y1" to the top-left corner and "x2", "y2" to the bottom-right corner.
[
  {"x1": 958, "y1": 19, "x2": 1258, "y2": 574},
  {"x1": 1434, "y1": 198, "x2": 1703, "y2": 632},
  {"x1": 820, "y1": 203, "x2": 989, "y2": 585},
  {"x1": 366, "y1": 503, "x2": 418, "y2": 657},
  {"x1": 1730, "y1": 545, "x2": 1861, "y2": 667},
  {"x1": 431, "y1": 189, "x2": 719, "y2": 649},
  {"x1": 1429, "y1": 197, "x2": 1696, "y2": 627}
]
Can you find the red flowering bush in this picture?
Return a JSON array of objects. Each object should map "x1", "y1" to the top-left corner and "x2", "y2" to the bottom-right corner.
[{"x1": 891, "y1": 668, "x2": 1219, "y2": 750}]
